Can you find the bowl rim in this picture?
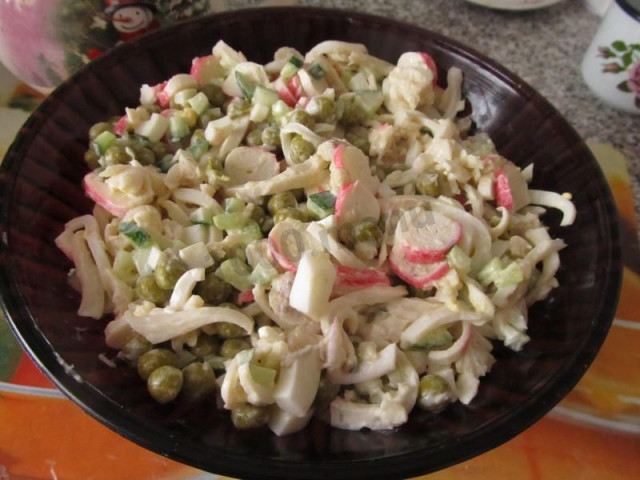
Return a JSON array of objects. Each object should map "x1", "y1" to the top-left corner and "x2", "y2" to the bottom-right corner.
[{"x1": 0, "y1": 5, "x2": 622, "y2": 479}]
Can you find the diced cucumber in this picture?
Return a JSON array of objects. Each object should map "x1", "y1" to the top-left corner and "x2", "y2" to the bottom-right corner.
[
  {"x1": 179, "y1": 242, "x2": 214, "y2": 269},
  {"x1": 135, "y1": 112, "x2": 169, "y2": 142},
  {"x1": 173, "y1": 88, "x2": 197, "y2": 107},
  {"x1": 249, "y1": 261, "x2": 279, "y2": 286},
  {"x1": 131, "y1": 246, "x2": 154, "y2": 276},
  {"x1": 187, "y1": 91, "x2": 210, "y2": 115},
  {"x1": 280, "y1": 62, "x2": 299, "y2": 80},
  {"x1": 411, "y1": 327, "x2": 453, "y2": 352},
  {"x1": 235, "y1": 348, "x2": 255, "y2": 365},
  {"x1": 235, "y1": 71, "x2": 256, "y2": 100},
  {"x1": 118, "y1": 221, "x2": 151, "y2": 248},
  {"x1": 92, "y1": 130, "x2": 116, "y2": 155},
  {"x1": 250, "y1": 103, "x2": 270, "y2": 123},
  {"x1": 250, "y1": 363, "x2": 277, "y2": 388},
  {"x1": 225, "y1": 197, "x2": 246, "y2": 213},
  {"x1": 169, "y1": 114, "x2": 190, "y2": 140},
  {"x1": 289, "y1": 56, "x2": 304, "y2": 68},
  {"x1": 215, "y1": 258, "x2": 253, "y2": 291},
  {"x1": 203, "y1": 354, "x2": 227, "y2": 371},
  {"x1": 477, "y1": 257, "x2": 503, "y2": 287},
  {"x1": 234, "y1": 220, "x2": 263, "y2": 244},
  {"x1": 355, "y1": 90, "x2": 384, "y2": 116},
  {"x1": 252, "y1": 85, "x2": 280, "y2": 107},
  {"x1": 146, "y1": 245, "x2": 165, "y2": 270},
  {"x1": 112, "y1": 250, "x2": 137, "y2": 284},
  {"x1": 307, "y1": 191, "x2": 336, "y2": 219},
  {"x1": 182, "y1": 224, "x2": 216, "y2": 245},
  {"x1": 188, "y1": 140, "x2": 209, "y2": 160},
  {"x1": 494, "y1": 261, "x2": 524, "y2": 288},
  {"x1": 446, "y1": 245, "x2": 471, "y2": 274},
  {"x1": 190, "y1": 206, "x2": 215, "y2": 225},
  {"x1": 271, "y1": 99, "x2": 292, "y2": 124},
  {"x1": 213, "y1": 212, "x2": 249, "y2": 231},
  {"x1": 308, "y1": 62, "x2": 326, "y2": 79}
]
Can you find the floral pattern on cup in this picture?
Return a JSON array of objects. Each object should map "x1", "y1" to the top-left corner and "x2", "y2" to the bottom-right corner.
[{"x1": 598, "y1": 41, "x2": 640, "y2": 109}]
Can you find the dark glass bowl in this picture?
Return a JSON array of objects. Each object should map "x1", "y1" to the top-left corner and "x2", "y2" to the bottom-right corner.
[{"x1": 0, "y1": 7, "x2": 621, "y2": 480}]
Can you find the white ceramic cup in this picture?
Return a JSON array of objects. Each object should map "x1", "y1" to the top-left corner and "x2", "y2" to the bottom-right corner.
[{"x1": 581, "y1": 0, "x2": 640, "y2": 114}]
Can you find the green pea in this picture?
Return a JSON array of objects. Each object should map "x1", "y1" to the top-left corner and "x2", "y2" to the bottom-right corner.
[
  {"x1": 200, "y1": 84, "x2": 226, "y2": 107},
  {"x1": 190, "y1": 334, "x2": 220, "y2": 358},
  {"x1": 190, "y1": 129, "x2": 207, "y2": 146},
  {"x1": 198, "y1": 108, "x2": 223, "y2": 128},
  {"x1": 135, "y1": 146, "x2": 156, "y2": 166},
  {"x1": 231, "y1": 404, "x2": 269, "y2": 429},
  {"x1": 345, "y1": 132, "x2": 370, "y2": 155},
  {"x1": 408, "y1": 285, "x2": 433, "y2": 299},
  {"x1": 151, "y1": 142, "x2": 169, "y2": 161},
  {"x1": 201, "y1": 150, "x2": 224, "y2": 171},
  {"x1": 416, "y1": 172, "x2": 439, "y2": 196},
  {"x1": 274, "y1": 207, "x2": 308, "y2": 224},
  {"x1": 354, "y1": 219, "x2": 382, "y2": 244},
  {"x1": 213, "y1": 321, "x2": 246, "y2": 339},
  {"x1": 312, "y1": 97, "x2": 335, "y2": 122},
  {"x1": 338, "y1": 97, "x2": 366, "y2": 126},
  {"x1": 154, "y1": 257, "x2": 188, "y2": 290},
  {"x1": 137, "y1": 348, "x2": 179, "y2": 380},
  {"x1": 226, "y1": 98, "x2": 250, "y2": 118},
  {"x1": 261, "y1": 125, "x2": 281, "y2": 147},
  {"x1": 267, "y1": 191, "x2": 298, "y2": 215},
  {"x1": 104, "y1": 144, "x2": 132, "y2": 166},
  {"x1": 181, "y1": 361, "x2": 216, "y2": 402},
  {"x1": 84, "y1": 149, "x2": 100, "y2": 169},
  {"x1": 136, "y1": 274, "x2": 171, "y2": 305},
  {"x1": 220, "y1": 338, "x2": 252, "y2": 359},
  {"x1": 195, "y1": 274, "x2": 232, "y2": 305},
  {"x1": 290, "y1": 188, "x2": 306, "y2": 202},
  {"x1": 88, "y1": 122, "x2": 112, "y2": 140},
  {"x1": 147, "y1": 365, "x2": 183, "y2": 404},
  {"x1": 245, "y1": 127, "x2": 264, "y2": 146},
  {"x1": 261, "y1": 216, "x2": 274, "y2": 234},
  {"x1": 247, "y1": 203, "x2": 266, "y2": 226},
  {"x1": 289, "y1": 109, "x2": 315, "y2": 129},
  {"x1": 420, "y1": 374, "x2": 450, "y2": 397},
  {"x1": 182, "y1": 108, "x2": 198, "y2": 128},
  {"x1": 288, "y1": 135, "x2": 315, "y2": 164},
  {"x1": 120, "y1": 333, "x2": 153, "y2": 362},
  {"x1": 337, "y1": 223, "x2": 355, "y2": 246}
]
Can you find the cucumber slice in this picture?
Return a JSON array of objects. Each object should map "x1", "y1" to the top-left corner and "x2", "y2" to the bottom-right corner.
[
  {"x1": 355, "y1": 90, "x2": 384, "y2": 116},
  {"x1": 288, "y1": 56, "x2": 304, "y2": 68},
  {"x1": 307, "y1": 191, "x2": 336, "y2": 219},
  {"x1": 213, "y1": 212, "x2": 249, "y2": 231},
  {"x1": 411, "y1": 327, "x2": 454, "y2": 352},
  {"x1": 215, "y1": 258, "x2": 253, "y2": 291},
  {"x1": 308, "y1": 62, "x2": 326, "y2": 79},
  {"x1": 235, "y1": 71, "x2": 256, "y2": 100},
  {"x1": 252, "y1": 85, "x2": 280, "y2": 107},
  {"x1": 190, "y1": 207, "x2": 215, "y2": 225},
  {"x1": 169, "y1": 114, "x2": 190, "y2": 140},
  {"x1": 187, "y1": 91, "x2": 210, "y2": 115},
  {"x1": 118, "y1": 221, "x2": 151, "y2": 248},
  {"x1": 92, "y1": 130, "x2": 116, "y2": 155},
  {"x1": 280, "y1": 62, "x2": 299, "y2": 80}
]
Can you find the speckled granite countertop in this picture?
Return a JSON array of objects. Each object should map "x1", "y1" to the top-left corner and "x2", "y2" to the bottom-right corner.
[{"x1": 301, "y1": 0, "x2": 639, "y2": 218}]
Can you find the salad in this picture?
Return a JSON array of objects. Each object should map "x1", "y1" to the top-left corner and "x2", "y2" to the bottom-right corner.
[{"x1": 55, "y1": 40, "x2": 576, "y2": 435}]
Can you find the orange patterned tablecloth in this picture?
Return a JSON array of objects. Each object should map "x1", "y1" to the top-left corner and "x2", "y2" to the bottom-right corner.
[{"x1": 1, "y1": 64, "x2": 639, "y2": 480}]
